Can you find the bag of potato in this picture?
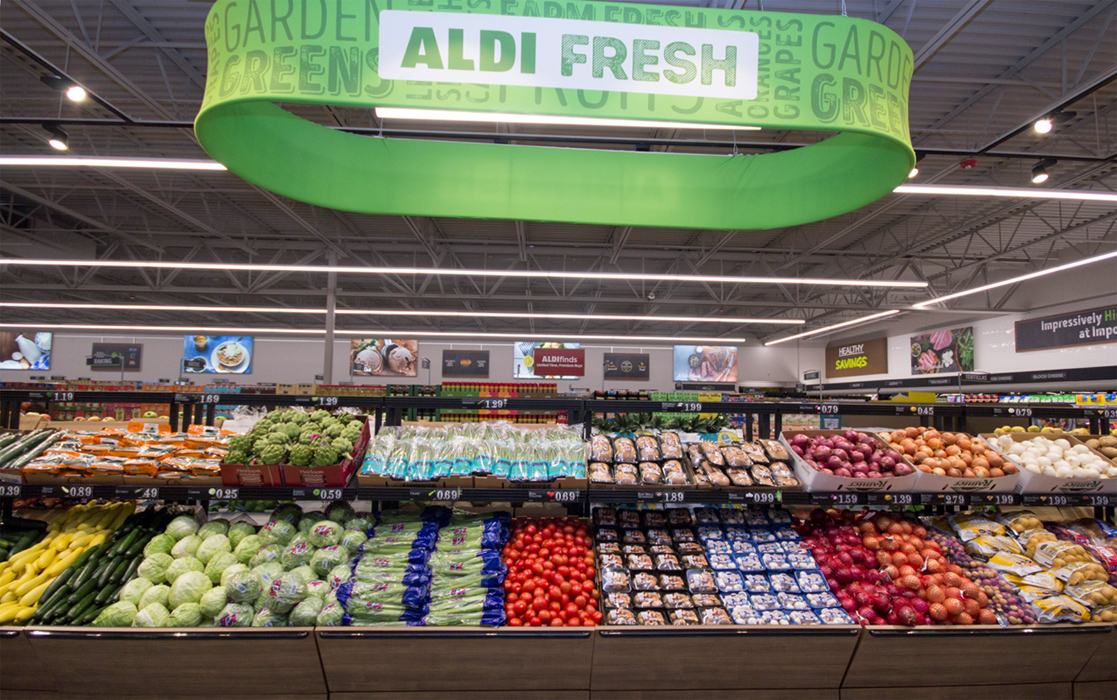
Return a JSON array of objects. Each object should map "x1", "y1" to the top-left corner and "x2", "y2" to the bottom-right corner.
[
  {"x1": 985, "y1": 551, "x2": 1043, "y2": 576},
  {"x1": 1090, "y1": 604, "x2": 1117, "y2": 622},
  {"x1": 1065, "y1": 580, "x2": 1117, "y2": 608},
  {"x1": 1081, "y1": 543, "x2": 1117, "y2": 585},
  {"x1": 947, "y1": 513, "x2": 1005, "y2": 542},
  {"x1": 1032, "y1": 595, "x2": 1091, "y2": 623},
  {"x1": 966, "y1": 535, "x2": 1024, "y2": 558},
  {"x1": 1003, "y1": 571, "x2": 1062, "y2": 596},
  {"x1": 1050, "y1": 561, "x2": 1109, "y2": 585},
  {"x1": 1023, "y1": 531, "x2": 1059, "y2": 559},
  {"x1": 1032, "y1": 540, "x2": 1095, "y2": 569},
  {"x1": 993, "y1": 510, "x2": 1043, "y2": 540}
]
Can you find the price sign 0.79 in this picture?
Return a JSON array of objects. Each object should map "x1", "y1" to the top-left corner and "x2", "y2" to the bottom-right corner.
[{"x1": 819, "y1": 404, "x2": 840, "y2": 414}]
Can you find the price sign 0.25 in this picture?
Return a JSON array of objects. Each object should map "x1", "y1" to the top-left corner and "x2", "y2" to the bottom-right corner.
[{"x1": 211, "y1": 488, "x2": 240, "y2": 500}]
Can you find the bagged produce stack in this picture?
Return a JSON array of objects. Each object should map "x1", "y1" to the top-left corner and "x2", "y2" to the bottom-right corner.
[
  {"x1": 335, "y1": 509, "x2": 442, "y2": 626},
  {"x1": 426, "y1": 512, "x2": 509, "y2": 626},
  {"x1": 360, "y1": 423, "x2": 585, "y2": 482}
]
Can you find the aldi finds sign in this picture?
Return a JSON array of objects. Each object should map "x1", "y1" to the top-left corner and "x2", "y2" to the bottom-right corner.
[
  {"x1": 825, "y1": 337, "x2": 887, "y2": 378},
  {"x1": 1015, "y1": 306, "x2": 1117, "y2": 352},
  {"x1": 533, "y1": 348, "x2": 585, "y2": 376}
]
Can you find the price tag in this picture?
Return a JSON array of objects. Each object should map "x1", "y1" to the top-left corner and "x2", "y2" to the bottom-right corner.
[
  {"x1": 432, "y1": 488, "x2": 461, "y2": 501},
  {"x1": 116, "y1": 486, "x2": 160, "y2": 499},
  {"x1": 0, "y1": 484, "x2": 21, "y2": 497},
  {"x1": 210, "y1": 487, "x2": 240, "y2": 500},
  {"x1": 64, "y1": 485, "x2": 93, "y2": 498},
  {"x1": 1103, "y1": 408, "x2": 1117, "y2": 420},
  {"x1": 661, "y1": 491, "x2": 686, "y2": 503},
  {"x1": 52, "y1": 391, "x2": 74, "y2": 402},
  {"x1": 316, "y1": 396, "x2": 339, "y2": 406},
  {"x1": 199, "y1": 394, "x2": 222, "y2": 404},
  {"x1": 916, "y1": 406, "x2": 935, "y2": 416},
  {"x1": 1012, "y1": 407, "x2": 1033, "y2": 417},
  {"x1": 1046, "y1": 494, "x2": 1071, "y2": 507},
  {"x1": 988, "y1": 494, "x2": 1017, "y2": 505},
  {"x1": 819, "y1": 404, "x2": 840, "y2": 414},
  {"x1": 294, "y1": 396, "x2": 313, "y2": 404},
  {"x1": 832, "y1": 493, "x2": 859, "y2": 506},
  {"x1": 890, "y1": 493, "x2": 914, "y2": 506},
  {"x1": 465, "y1": 398, "x2": 507, "y2": 409},
  {"x1": 317, "y1": 488, "x2": 344, "y2": 500},
  {"x1": 941, "y1": 494, "x2": 966, "y2": 506},
  {"x1": 550, "y1": 490, "x2": 579, "y2": 503},
  {"x1": 1084, "y1": 495, "x2": 1113, "y2": 507},
  {"x1": 749, "y1": 491, "x2": 779, "y2": 504}
]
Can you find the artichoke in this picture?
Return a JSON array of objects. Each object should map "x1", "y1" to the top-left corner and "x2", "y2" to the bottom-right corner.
[
  {"x1": 290, "y1": 412, "x2": 309, "y2": 425},
  {"x1": 337, "y1": 413, "x2": 355, "y2": 425},
  {"x1": 283, "y1": 411, "x2": 300, "y2": 423},
  {"x1": 299, "y1": 429, "x2": 319, "y2": 444},
  {"x1": 310, "y1": 410, "x2": 331, "y2": 422},
  {"x1": 281, "y1": 423, "x2": 302, "y2": 439},
  {"x1": 313, "y1": 444, "x2": 340, "y2": 467},
  {"x1": 259, "y1": 443, "x2": 286, "y2": 465},
  {"x1": 289, "y1": 444, "x2": 313, "y2": 467},
  {"x1": 341, "y1": 425, "x2": 362, "y2": 442},
  {"x1": 331, "y1": 437, "x2": 353, "y2": 455},
  {"x1": 225, "y1": 450, "x2": 248, "y2": 465},
  {"x1": 323, "y1": 423, "x2": 344, "y2": 439},
  {"x1": 268, "y1": 432, "x2": 291, "y2": 445},
  {"x1": 228, "y1": 435, "x2": 252, "y2": 453}
]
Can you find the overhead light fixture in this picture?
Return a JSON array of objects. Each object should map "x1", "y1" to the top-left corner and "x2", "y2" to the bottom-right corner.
[
  {"x1": 375, "y1": 107, "x2": 761, "y2": 132},
  {"x1": 0, "y1": 323, "x2": 323, "y2": 335},
  {"x1": 1031, "y1": 158, "x2": 1056, "y2": 184},
  {"x1": 912, "y1": 250, "x2": 1117, "y2": 309},
  {"x1": 43, "y1": 125, "x2": 68, "y2": 151},
  {"x1": 894, "y1": 184, "x2": 1117, "y2": 203},
  {"x1": 1033, "y1": 110, "x2": 1076, "y2": 134},
  {"x1": 764, "y1": 310, "x2": 901, "y2": 346},
  {"x1": 0, "y1": 156, "x2": 227, "y2": 170},
  {"x1": 0, "y1": 301, "x2": 804, "y2": 325},
  {"x1": 0, "y1": 259, "x2": 927, "y2": 289},
  {"x1": 908, "y1": 153, "x2": 924, "y2": 179},
  {"x1": 40, "y1": 75, "x2": 86, "y2": 102}
]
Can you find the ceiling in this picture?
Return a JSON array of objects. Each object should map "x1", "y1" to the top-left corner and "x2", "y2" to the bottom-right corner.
[{"x1": 1, "y1": 0, "x2": 1115, "y2": 346}]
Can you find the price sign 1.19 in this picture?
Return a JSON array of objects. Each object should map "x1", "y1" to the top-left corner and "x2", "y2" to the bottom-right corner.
[{"x1": 52, "y1": 391, "x2": 75, "y2": 402}]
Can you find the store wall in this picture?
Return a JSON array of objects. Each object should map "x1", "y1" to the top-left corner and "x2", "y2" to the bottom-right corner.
[{"x1": 0, "y1": 334, "x2": 824, "y2": 391}]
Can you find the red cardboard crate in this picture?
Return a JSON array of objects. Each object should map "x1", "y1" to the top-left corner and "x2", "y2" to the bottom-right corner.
[{"x1": 219, "y1": 461, "x2": 284, "y2": 487}]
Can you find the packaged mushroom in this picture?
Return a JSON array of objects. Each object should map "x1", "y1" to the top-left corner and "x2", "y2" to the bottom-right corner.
[
  {"x1": 636, "y1": 435, "x2": 662, "y2": 462},
  {"x1": 726, "y1": 468, "x2": 754, "y2": 487},
  {"x1": 721, "y1": 445, "x2": 752, "y2": 468},
  {"x1": 589, "y1": 462, "x2": 614, "y2": 484},
  {"x1": 759, "y1": 439, "x2": 790, "y2": 462},
  {"x1": 640, "y1": 462, "x2": 665, "y2": 485},
  {"x1": 659, "y1": 432, "x2": 684, "y2": 460},
  {"x1": 613, "y1": 437, "x2": 638, "y2": 464},
  {"x1": 741, "y1": 442, "x2": 769, "y2": 464},
  {"x1": 590, "y1": 435, "x2": 614, "y2": 462},
  {"x1": 662, "y1": 460, "x2": 689, "y2": 485},
  {"x1": 750, "y1": 464, "x2": 776, "y2": 487},
  {"x1": 701, "y1": 442, "x2": 726, "y2": 466}
]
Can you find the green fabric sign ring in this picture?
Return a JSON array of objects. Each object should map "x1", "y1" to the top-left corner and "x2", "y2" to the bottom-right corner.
[{"x1": 195, "y1": 0, "x2": 914, "y2": 231}]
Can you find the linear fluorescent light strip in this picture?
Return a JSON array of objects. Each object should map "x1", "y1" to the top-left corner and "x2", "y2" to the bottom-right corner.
[
  {"x1": 0, "y1": 156, "x2": 227, "y2": 171},
  {"x1": 0, "y1": 259, "x2": 926, "y2": 289},
  {"x1": 895, "y1": 184, "x2": 1117, "y2": 203},
  {"x1": 764, "y1": 310, "x2": 901, "y2": 346},
  {"x1": 375, "y1": 107, "x2": 760, "y2": 131},
  {"x1": 912, "y1": 250, "x2": 1117, "y2": 308},
  {"x1": 0, "y1": 302, "x2": 802, "y2": 325},
  {"x1": 0, "y1": 322, "x2": 742, "y2": 344}
]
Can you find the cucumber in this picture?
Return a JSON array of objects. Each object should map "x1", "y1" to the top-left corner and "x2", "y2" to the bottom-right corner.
[
  {"x1": 66, "y1": 577, "x2": 100, "y2": 607},
  {"x1": 94, "y1": 581, "x2": 122, "y2": 607},
  {"x1": 118, "y1": 554, "x2": 142, "y2": 584},
  {"x1": 0, "y1": 433, "x2": 20, "y2": 451},
  {"x1": 37, "y1": 565, "x2": 77, "y2": 609},
  {"x1": 123, "y1": 532, "x2": 154, "y2": 559},
  {"x1": 102, "y1": 556, "x2": 130, "y2": 587},
  {"x1": 0, "y1": 430, "x2": 43, "y2": 465},
  {"x1": 67, "y1": 545, "x2": 107, "y2": 590},
  {"x1": 75, "y1": 605, "x2": 103, "y2": 626},
  {"x1": 107, "y1": 528, "x2": 139, "y2": 557},
  {"x1": 92, "y1": 554, "x2": 122, "y2": 590},
  {"x1": 64, "y1": 589, "x2": 100, "y2": 622}
]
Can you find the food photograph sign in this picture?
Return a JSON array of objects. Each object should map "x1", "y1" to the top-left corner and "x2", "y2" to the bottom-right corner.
[
  {"x1": 181, "y1": 335, "x2": 253, "y2": 374},
  {"x1": 910, "y1": 327, "x2": 974, "y2": 375},
  {"x1": 351, "y1": 339, "x2": 419, "y2": 377}
]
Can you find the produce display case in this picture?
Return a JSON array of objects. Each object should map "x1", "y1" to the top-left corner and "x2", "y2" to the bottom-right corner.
[
  {"x1": 980, "y1": 432, "x2": 1117, "y2": 496},
  {"x1": 779, "y1": 431, "x2": 920, "y2": 493}
]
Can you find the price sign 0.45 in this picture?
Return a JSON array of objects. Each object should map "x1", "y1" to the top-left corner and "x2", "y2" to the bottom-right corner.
[{"x1": 916, "y1": 406, "x2": 935, "y2": 416}]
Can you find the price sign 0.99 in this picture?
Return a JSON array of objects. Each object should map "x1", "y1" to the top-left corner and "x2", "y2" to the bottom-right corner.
[{"x1": 750, "y1": 491, "x2": 778, "y2": 504}]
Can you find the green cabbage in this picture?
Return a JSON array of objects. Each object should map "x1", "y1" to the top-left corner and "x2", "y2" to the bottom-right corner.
[
  {"x1": 311, "y1": 546, "x2": 349, "y2": 577},
  {"x1": 197, "y1": 519, "x2": 230, "y2": 540},
  {"x1": 138, "y1": 584, "x2": 171, "y2": 610},
  {"x1": 225, "y1": 570, "x2": 264, "y2": 604},
  {"x1": 168, "y1": 571, "x2": 211, "y2": 609},
  {"x1": 170, "y1": 602, "x2": 203, "y2": 627},
  {"x1": 199, "y1": 587, "x2": 228, "y2": 618},
  {"x1": 165, "y1": 515, "x2": 200, "y2": 541},
  {"x1": 259, "y1": 518, "x2": 297, "y2": 546},
  {"x1": 233, "y1": 534, "x2": 263, "y2": 564},
  {"x1": 326, "y1": 563, "x2": 353, "y2": 589},
  {"x1": 118, "y1": 577, "x2": 154, "y2": 606},
  {"x1": 288, "y1": 598, "x2": 322, "y2": 627},
  {"x1": 280, "y1": 535, "x2": 314, "y2": 569},
  {"x1": 307, "y1": 521, "x2": 343, "y2": 547},
  {"x1": 93, "y1": 601, "x2": 138, "y2": 627},
  {"x1": 137, "y1": 553, "x2": 174, "y2": 584},
  {"x1": 132, "y1": 603, "x2": 172, "y2": 627},
  {"x1": 271, "y1": 503, "x2": 303, "y2": 525},
  {"x1": 227, "y1": 522, "x2": 257, "y2": 548},
  {"x1": 251, "y1": 607, "x2": 288, "y2": 627},
  {"x1": 171, "y1": 534, "x2": 202, "y2": 559},
  {"x1": 249, "y1": 544, "x2": 283, "y2": 568},
  {"x1": 165, "y1": 556, "x2": 205, "y2": 584},
  {"x1": 196, "y1": 534, "x2": 231, "y2": 565},
  {"x1": 217, "y1": 602, "x2": 254, "y2": 627},
  {"x1": 204, "y1": 552, "x2": 239, "y2": 585},
  {"x1": 304, "y1": 580, "x2": 330, "y2": 599},
  {"x1": 143, "y1": 534, "x2": 176, "y2": 558},
  {"x1": 220, "y1": 563, "x2": 248, "y2": 586}
]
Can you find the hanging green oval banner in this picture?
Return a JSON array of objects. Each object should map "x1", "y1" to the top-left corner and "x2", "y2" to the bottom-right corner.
[{"x1": 195, "y1": 0, "x2": 914, "y2": 230}]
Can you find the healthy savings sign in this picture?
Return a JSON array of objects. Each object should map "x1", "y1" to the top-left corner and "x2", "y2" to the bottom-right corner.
[{"x1": 196, "y1": 1, "x2": 914, "y2": 230}]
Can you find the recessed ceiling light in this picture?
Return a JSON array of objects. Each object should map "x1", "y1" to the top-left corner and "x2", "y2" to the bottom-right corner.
[
  {"x1": 764, "y1": 310, "x2": 901, "y2": 346},
  {"x1": 0, "y1": 156, "x2": 227, "y2": 170},
  {"x1": 1033, "y1": 118, "x2": 1053, "y2": 134},
  {"x1": 894, "y1": 184, "x2": 1117, "y2": 202},
  {"x1": 375, "y1": 107, "x2": 761, "y2": 132},
  {"x1": 65, "y1": 85, "x2": 87, "y2": 102}
]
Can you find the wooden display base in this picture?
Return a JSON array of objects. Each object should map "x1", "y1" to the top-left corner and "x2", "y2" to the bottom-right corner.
[
  {"x1": 840, "y1": 683, "x2": 1071, "y2": 700},
  {"x1": 0, "y1": 629, "x2": 55, "y2": 695}
]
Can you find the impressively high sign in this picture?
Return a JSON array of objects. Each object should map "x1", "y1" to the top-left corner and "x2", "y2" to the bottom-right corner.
[
  {"x1": 197, "y1": 1, "x2": 914, "y2": 230},
  {"x1": 1015, "y1": 306, "x2": 1117, "y2": 352}
]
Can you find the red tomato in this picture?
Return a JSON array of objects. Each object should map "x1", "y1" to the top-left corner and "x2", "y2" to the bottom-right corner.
[
  {"x1": 543, "y1": 561, "x2": 555, "y2": 571},
  {"x1": 528, "y1": 617, "x2": 542, "y2": 627},
  {"x1": 550, "y1": 617, "x2": 564, "y2": 626},
  {"x1": 532, "y1": 597, "x2": 547, "y2": 612},
  {"x1": 574, "y1": 536, "x2": 585, "y2": 547},
  {"x1": 586, "y1": 567, "x2": 597, "y2": 580},
  {"x1": 507, "y1": 591, "x2": 518, "y2": 602},
  {"x1": 513, "y1": 600, "x2": 528, "y2": 615},
  {"x1": 522, "y1": 580, "x2": 536, "y2": 593},
  {"x1": 567, "y1": 617, "x2": 581, "y2": 626},
  {"x1": 558, "y1": 566, "x2": 571, "y2": 578},
  {"x1": 591, "y1": 611, "x2": 603, "y2": 623},
  {"x1": 538, "y1": 610, "x2": 552, "y2": 623},
  {"x1": 570, "y1": 583, "x2": 583, "y2": 596},
  {"x1": 549, "y1": 601, "x2": 561, "y2": 611},
  {"x1": 565, "y1": 602, "x2": 579, "y2": 615},
  {"x1": 508, "y1": 617, "x2": 522, "y2": 626},
  {"x1": 531, "y1": 563, "x2": 544, "y2": 575},
  {"x1": 564, "y1": 525, "x2": 575, "y2": 534},
  {"x1": 574, "y1": 595, "x2": 587, "y2": 608},
  {"x1": 539, "y1": 548, "x2": 550, "y2": 558},
  {"x1": 548, "y1": 586, "x2": 562, "y2": 601},
  {"x1": 587, "y1": 598, "x2": 598, "y2": 609},
  {"x1": 561, "y1": 594, "x2": 570, "y2": 605},
  {"x1": 511, "y1": 582, "x2": 522, "y2": 594},
  {"x1": 559, "y1": 582, "x2": 572, "y2": 595},
  {"x1": 525, "y1": 525, "x2": 537, "y2": 536}
]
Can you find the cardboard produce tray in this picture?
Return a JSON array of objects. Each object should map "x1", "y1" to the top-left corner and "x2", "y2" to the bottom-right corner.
[
  {"x1": 979, "y1": 432, "x2": 1117, "y2": 495},
  {"x1": 875, "y1": 430, "x2": 1020, "y2": 493},
  {"x1": 22, "y1": 627, "x2": 326, "y2": 698},
  {"x1": 316, "y1": 627, "x2": 594, "y2": 693},
  {"x1": 778, "y1": 430, "x2": 918, "y2": 493}
]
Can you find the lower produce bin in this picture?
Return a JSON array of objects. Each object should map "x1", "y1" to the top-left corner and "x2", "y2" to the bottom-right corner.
[
  {"x1": 590, "y1": 626, "x2": 860, "y2": 692},
  {"x1": 840, "y1": 682, "x2": 1072, "y2": 700},
  {"x1": 22, "y1": 627, "x2": 326, "y2": 699},
  {"x1": 0, "y1": 628, "x2": 54, "y2": 696},
  {"x1": 841, "y1": 624, "x2": 1111, "y2": 690},
  {"x1": 316, "y1": 628, "x2": 594, "y2": 693},
  {"x1": 1074, "y1": 624, "x2": 1117, "y2": 700}
]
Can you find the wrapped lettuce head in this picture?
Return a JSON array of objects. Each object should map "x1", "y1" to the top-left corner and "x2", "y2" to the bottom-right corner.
[
  {"x1": 311, "y1": 546, "x2": 349, "y2": 577},
  {"x1": 199, "y1": 586, "x2": 229, "y2": 618},
  {"x1": 217, "y1": 602, "x2": 254, "y2": 627},
  {"x1": 297, "y1": 511, "x2": 326, "y2": 533},
  {"x1": 233, "y1": 534, "x2": 264, "y2": 564},
  {"x1": 339, "y1": 529, "x2": 368, "y2": 553},
  {"x1": 168, "y1": 570, "x2": 212, "y2": 609},
  {"x1": 252, "y1": 561, "x2": 285, "y2": 586},
  {"x1": 307, "y1": 521, "x2": 343, "y2": 548},
  {"x1": 132, "y1": 603, "x2": 172, "y2": 628},
  {"x1": 316, "y1": 602, "x2": 345, "y2": 626},
  {"x1": 265, "y1": 572, "x2": 307, "y2": 608},
  {"x1": 143, "y1": 533, "x2": 176, "y2": 558},
  {"x1": 224, "y1": 569, "x2": 264, "y2": 604},
  {"x1": 171, "y1": 603, "x2": 203, "y2": 627},
  {"x1": 197, "y1": 519, "x2": 230, "y2": 541},
  {"x1": 345, "y1": 515, "x2": 373, "y2": 533},
  {"x1": 251, "y1": 607, "x2": 288, "y2": 627},
  {"x1": 204, "y1": 551, "x2": 239, "y2": 585},
  {"x1": 249, "y1": 544, "x2": 283, "y2": 568},
  {"x1": 165, "y1": 515, "x2": 200, "y2": 541},
  {"x1": 259, "y1": 518, "x2": 297, "y2": 546},
  {"x1": 171, "y1": 534, "x2": 202, "y2": 559},
  {"x1": 138, "y1": 553, "x2": 174, "y2": 584},
  {"x1": 227, "y1": 521, "x2": 257, "y2": 549},
  {"x1": 327, "y1": 564, "x2": 353, "y2": 590},
  {"x1": 93, "y1": 601, "x2": 138, "y2": 627},
  {"x1": 196, "y1": 534, "x2": 231, "y2": 565},
  {"x1": 288, "y1": 565, "x2": 316, "y2": 585},
  {"x1": 220, "y1": 563, "x2": 248, "y2": 586},
  {"x1": 304, "y1": 580, "x2": 330, "y2": 600},
  {"x1": 280, "y1": 535, "x2": 315, "y2": 569},
  {"x1": 326, "y1": 501, "x2": 355, "y2": 525},
  {"x1": 289, "y1": 598, "x2": 322, "y2": 627},
  {"x1": 271, "y1": 502, "x2": 303, "y2": 525},
  {"x1": 118, "y1": 577, "x2": 154, "y2": 606},
  {"x1": 138, "y1": 584, "x2": 171, "y2": 610},
  {"x1": 165, "y1": 556, "x2": 205, "y2": 584}
]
